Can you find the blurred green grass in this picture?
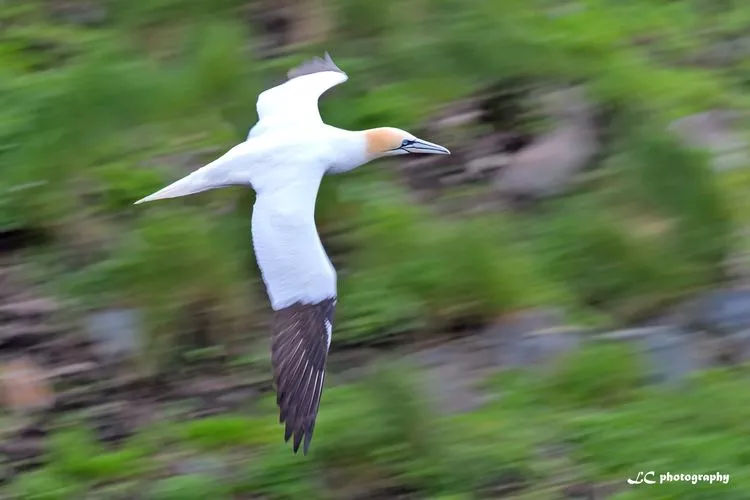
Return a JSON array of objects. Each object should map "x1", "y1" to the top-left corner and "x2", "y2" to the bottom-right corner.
[
  {"x1": 11, "y1": 352, "x2": 750, "y2": 498},
  {"x1": 1, "y1": 0, "x2": 749, "y2": 497},
  {"x1": 0, "y1": 0, "x2": 744, "y2": 353}
]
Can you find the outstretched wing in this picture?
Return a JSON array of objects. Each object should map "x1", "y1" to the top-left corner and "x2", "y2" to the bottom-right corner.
[
  {"x1": 251, "y1": 179, "x2": 336, "y2": 454},
  {"x1": 248, "y1": 53, "x2": 348, "y2": 139},
  {"x1": 272, "y1": 298, "x2": 335, "y2": 454}
]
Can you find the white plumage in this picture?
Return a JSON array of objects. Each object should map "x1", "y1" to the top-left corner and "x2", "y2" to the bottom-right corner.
[{"x1": 135, "y1": 53, "x2": 449, "y2": 454}]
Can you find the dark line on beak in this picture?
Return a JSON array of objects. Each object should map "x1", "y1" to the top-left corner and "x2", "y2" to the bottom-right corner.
[{"x1": 410, "y1": 144, "x2": 447, "y2": 153}]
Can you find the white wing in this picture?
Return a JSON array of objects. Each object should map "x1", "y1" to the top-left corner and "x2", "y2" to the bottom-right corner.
[
  {"x1": 248, "y1": 53, "x2": 348, "y2": 139},
  {"x1": 251, "y1": 176, "x2": 335, "y2": 310},
  {"x1": 134, "y1": 142, "x2": 254, "y2": 204},
  {"x1": 251, "y1": 175, "x2": 336, "y2": 454}
]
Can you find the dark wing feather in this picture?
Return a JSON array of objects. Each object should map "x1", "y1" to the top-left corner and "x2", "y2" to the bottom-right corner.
[
  {"x1": 271, "y1": 298, "x2": 335, "y2": 454},
  {"x1": 287, "y1": 52, "x2": 344, "y2": 80}
]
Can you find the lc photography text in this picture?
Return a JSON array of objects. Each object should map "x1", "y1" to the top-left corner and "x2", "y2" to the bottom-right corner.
[{"x1": 627, "y1": 471, "x2": 730, "y2": 486}]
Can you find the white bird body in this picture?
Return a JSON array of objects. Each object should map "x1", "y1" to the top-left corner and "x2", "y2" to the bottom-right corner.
[{"x1": 135, "y1": 53, "x2": 449, "y2": 454}]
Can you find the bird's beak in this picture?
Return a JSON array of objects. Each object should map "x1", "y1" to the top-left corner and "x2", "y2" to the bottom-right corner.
[{"x1": 405, "y1": 138, "x2": 450, "y2": 155}]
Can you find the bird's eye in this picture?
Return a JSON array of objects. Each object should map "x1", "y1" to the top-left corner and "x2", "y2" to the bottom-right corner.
[{"x1": 402, "y1": 139, "x2": 412, "y2": 146}]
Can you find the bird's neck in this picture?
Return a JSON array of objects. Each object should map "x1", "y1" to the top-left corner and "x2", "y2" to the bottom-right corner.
[{"x1": 324, "y1": 127, "x2": 372, "y2": 174}]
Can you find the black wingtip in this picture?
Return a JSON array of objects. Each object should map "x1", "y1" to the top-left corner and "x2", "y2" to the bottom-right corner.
[
  {"x1": 272, "y1": 299, "x2": 335, "y2": 456},
  {"x1": 284, "y1": 424, "x2": 293, "y2": 442},
  {"x1": 303, "y1": 433, "x2": 312, "y2": 455},
  {"x1": 293, "y1": 431, "x2": 304, "y2": 454}
]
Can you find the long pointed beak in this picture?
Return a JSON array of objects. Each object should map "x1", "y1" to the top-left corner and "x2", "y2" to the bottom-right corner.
[{"x1": 406, "y1": 138, "x2": 450, "y2": 155}]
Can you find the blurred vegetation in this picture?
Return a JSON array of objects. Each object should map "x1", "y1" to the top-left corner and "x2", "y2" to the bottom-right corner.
[
  {"x1": 1, "y1": 0, "x2": 747, "y2": 349},
  {"x1": 9, "y1": 354, "x2": 750, "y2": 498},
  {"x1": 1, "y1": 0, "x2": 749, "y2": 497}
]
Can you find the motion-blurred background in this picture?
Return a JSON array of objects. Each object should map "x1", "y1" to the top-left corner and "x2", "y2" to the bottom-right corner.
[{"x1": 0, "y1": 0, "x2": 749, "y2": 498}]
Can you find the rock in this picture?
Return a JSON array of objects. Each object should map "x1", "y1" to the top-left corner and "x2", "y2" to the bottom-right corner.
[
  {"x1": 479, "y1": 468, "x2": 528, "y2": 497},
  {"x1": 724, "y1": 233, "x2": 750, "y2": 286},
  {"x1": 86, "y1": 309, "x2": 142, "y2": 361},
  {"x1": 0, "y1": 461, "x2": 13, "y2": 484},
  {"x1": 1, "y1": 436, "x2": 45, "y2": 470},
  {"x1": 0, "y1": 228, "x2": 45, "y2": 253},
  {"x1": 412, "y1": 343, "x2": 490, "y2": 414},
  {"x1": 48, "y1": 362, "x2": 99, "y2": 383},
  {"x1": 172, "y1": 456, "x2": 229, "y2": 478},
  {"x1": 54, "y1": 386, "x2": 98, "y2": 411},
  {"x1": 407, "y1": 309, "x2": 585, "y2": 414},
  {"x1": 215, "y1": 386, "x2": 259, "y2": 410},
  {"x1": 0, "y1": 357, "x2": 54, "y2": 413},
  {"x1": 466, "y1": 154, "x2": 511, "y2": 178},
  {"x1": 88, "y1": 403, "x2": 136, "y2": 443},
  {"x1": 400, "y1": 154, "x2": 464, "y2": 192},
  {"x1": 171, "y1": 374, "x2": 258, "y2": 413},
  {"x1": 509, "y1": 327, "x2": 582, "y2": 366},
  {"x1": 470, "y1": 133, "x2": 517, "y2": 157},
  {"x1": 434, "y1": 110, "x2": 484, "y2": 130},
  {"x1": 719, "y1": 329, "x2": 750, "y2": 365},
  {"x1": 495, "y1": 87, "x2": 598, "y2": 199},
  {"x1": 594, "y1": 327, "x2": 702, "y2": 384},
  {"x1": 48, "y1": 1, "x2": 108, "y2": 27},
  {"x1": 682, "y1": 288, "x2": 750, "y2": 335},
  {"x1": 171, "y1": 376, "x2": 246, "y2": 399},
  {"x1": 0, "y1": 324, "x2": 59, "y2": 348},
  {"x1": 668, "y1": 110, "x2": 748, "y2": 171},
  {"x1": 690, "y1": 37, "x2": 750, "y2": 69},
  {"x1": 0, "y1": 299, "x2": 58, "y2": 321},
  {"x1": 249, "y1": 0, "x2": 331, "y2": 57},
  {"x1": 479, "y1": 308, "x2": 579, "y2": 367},
  {"x1": 561, "y1": 482, "x2": 594, "y2": 499}
]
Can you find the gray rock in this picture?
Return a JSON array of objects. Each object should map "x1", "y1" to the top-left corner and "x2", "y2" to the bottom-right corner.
[
  {"x1": 495, "y1": 86, "x2": 598, "y2": 199},
  {"x1": 479, "y1": 308, "x2": 574, "y2": 366},
  {"x1": 690, "y1": 37, "x2": 750, "y2": 69},
  {"x1": 172, "y1": 456, "x2": 229, "y2": 478},
  {"x1": 49, "y1": 1, "x2": 108, "y2": 27},
  {"x1": 724, "y1": 233, "x2": 750, "y2": 286},
  {"x1": 682, "y1": 288, "x2": 750, "y2": 335},
  {"x1": 1, "y1": 436, "x2": 45, "y2": 469},
  {"x1": 86, "y1": 309, "x2": 142, "y2": 361},
  {"x1": 720, "y1": 329, "x2": 750, "y2": 364},
  {"x1": 0, "y1": 324, "x2": 58, "y2": 348},
  {"x1": 594, "y1": 327, "x2": 702, "y2": 384},
  {"x1": 88, "y1": 402, "x2": 136, "y2": 443},
  {"x1": 466, "y1": 154, "x2": 511, "y2": 177},
  {"x1": 435, "y1": 110, "x2": 484, "y2": 130},
  {"x1": 411, "y1": 343, "x2": 491, "y2": 414},
  {"x1": 0, "y1": 299, "x2": 58, "y2": 321},
  {"x1": 48, "y1": 362, "x2": 99, "y2": 382},
  {"x1": 54, "y1": 386, "x2": 99, "y2": 411},
  {"x1": 668, "y1": 110, "x2": 748, "y2": 171},
  {"x1": 215, "y1": 386, "x2": 259, "y2": 410},
  {"x1": 510, "y1": 327, "x2": 582, "y2": 366}
]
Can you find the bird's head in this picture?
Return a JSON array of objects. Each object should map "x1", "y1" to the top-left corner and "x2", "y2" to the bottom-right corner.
[{"x1": 365, "y1": 127, "x2": 450, "y2": 158}]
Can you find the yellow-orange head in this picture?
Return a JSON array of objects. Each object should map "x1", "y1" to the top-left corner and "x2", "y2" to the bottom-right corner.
[{"x1": 364, "y1": 127, "x2": 450, "y2": 158}]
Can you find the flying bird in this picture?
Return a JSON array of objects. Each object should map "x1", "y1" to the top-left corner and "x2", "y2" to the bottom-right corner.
[{"x1": 135, "y1": 53, "x2": 450, "y2": 454}]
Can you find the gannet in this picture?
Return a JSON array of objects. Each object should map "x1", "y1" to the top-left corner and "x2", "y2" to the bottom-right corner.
[{"x1": 135, "y1": 53, "x2": 450, "y2": 454}]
